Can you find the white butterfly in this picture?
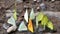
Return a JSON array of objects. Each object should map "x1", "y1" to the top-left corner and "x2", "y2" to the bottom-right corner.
[
  {"x1": 7, "y1": 16, "x2": 16, "y2": 26},
  {"x1": 30, "y1": 8, "x2": 35, "y2": 20},
  {"x1": 24, "y1": 9, "x2": 28, "y2": 23},
  {"x1": 18, "y1": 21, "x2": 27, "y2": 31}
]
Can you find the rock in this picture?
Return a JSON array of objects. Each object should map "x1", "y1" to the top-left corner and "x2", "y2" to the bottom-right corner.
[
  {"x1": 3, "y1": 23, "x2": 10, "y2": 29},
  {"x1": 38, "y1": 28, "x2": 44, "y2": 32},
  {"x1": 7, "y1": 25, "x2": 17, "y2": 33},
  {"x1": 6, "y1": 10, "x2": 18, "y2": 18},
  {"x1": 43, "y1": 12, "x2": 60, "y2": 19},
  {"x1": 6, "y1": 10, "x2": 13, "y2": 12},
  {"x1": 0, "y1": 18, "x2": 4, "y2": 23},
  {"x1": 44, "y1": 33, "x2": 52, "y2": 34},
  {"x1": 37, "y1": 0, "x2": 42, "y2": 3},
  {"x1": 6, "y1": 12, "x2": 13, "y2": 18},
  {"x1": 16, "y1": 0, "x2": 23, "y2": 3},
  {"x1": 6, "y1": 10, "x2": 13, "y2": 18},
  {"x1": 51, "y1": 0, "x2": 55, "y2": 2},
  {"x1": 33, "y1": 0, "x2": 37, "y2": 2},
  {"x1": 24, "y1": 5, "x2": 28, "y2": 9},
  {"x1": 35, "y1": 11, "x2": 60, "y2": 19},
  {"x1": 38, "y1": 25, "x2": 44, "y2": 32},
  {"x1": 51, "y1": 0, "x2": 55, "y2": 3},
  {"x1": 37, "y1": 7, "x2": 40, "y2": 10},
  {"x1": 40, "y1": 3, "x2": 46, "y2": 11},
  {"x1": 37, "y1": 6, "x2": 40, "y2": 11}
]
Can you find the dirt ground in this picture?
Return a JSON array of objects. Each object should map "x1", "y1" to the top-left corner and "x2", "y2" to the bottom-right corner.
[{"x1": 0, "y1": 0, "x2": 60, "y2": 34}]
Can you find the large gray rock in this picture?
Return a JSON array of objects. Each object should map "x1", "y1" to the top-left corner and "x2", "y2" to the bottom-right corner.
[{"x1": 35, "y1": 11, "x2": 60, "y2": 19}]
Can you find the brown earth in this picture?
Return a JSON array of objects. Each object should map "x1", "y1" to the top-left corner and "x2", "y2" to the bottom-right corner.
[{"x1": 0, "y1": 0, "x2": 60, "y2": 34}]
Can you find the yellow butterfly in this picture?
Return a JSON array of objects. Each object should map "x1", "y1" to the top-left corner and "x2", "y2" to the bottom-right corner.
[
  {"x1": 36, "y1": 12, "x2": 44, "y2": 28},
  {"x1": 13, "y1": 9, "x2": 17, "y2": 21},
  {"x1": 28, "y1": 19, "x2": 34, "y2": 33},
  {"x1": 47, "y1": 21, "x2": 54, "y2": 30}
]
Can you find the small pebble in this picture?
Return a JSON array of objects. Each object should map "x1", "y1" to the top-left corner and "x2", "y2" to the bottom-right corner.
[
  {"x1": 24, "y1": 5, "x2": 28, "y2": 9},
  {"x1": 6, "y1": 10, "x2": 13, "y2": 18},
  {"x1": 37, "y1": 0, "x2": 42, "y2": 3},
  {"x1": 40, "y1": 3, "x2": 46, "y2": 11},
  {"x1": 51, "y1": 0, "x2": 55, "y2": 2},
  {"x1": 6, "y1": 13, "x2": 13, "y2": 18},
  {"x1": 45, "y1": 33, "x2": 52, "y2": 34},
  {"x1": 37, "y1": 7, "x2": 40, "y2": 10},
  {"x1": 16, "y1": 0, "x2": 23, "y2": 3},
  {"x1": 38, "y1": 27, "x2": 44, "y2": 32},
  {"x1": 6, "y1": 10, "x2": 13, "y2": 13},
  {"x1": 3, "y1": 23, "x2": 10, "y2": 30},
  {"x1": 7, "y1": 25, "x2": 17, "y2": 33},
  {"x1": 33, "y1": 0, "x2": 37, "y2": 2}
]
